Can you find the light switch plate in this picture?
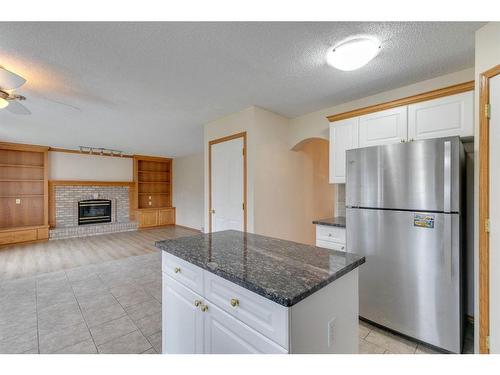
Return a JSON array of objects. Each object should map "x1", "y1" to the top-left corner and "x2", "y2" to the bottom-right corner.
[{"x1": 15, "y1": 198, "x2": 21, "y2": 205}]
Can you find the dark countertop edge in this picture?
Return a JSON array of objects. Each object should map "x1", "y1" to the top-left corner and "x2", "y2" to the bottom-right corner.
[
  {"x1": 157, "y1": 241, "x2": 365, "y2": 307},
  {"x1": 312, "y1": 217, "x2": 346, "y2": 228}
]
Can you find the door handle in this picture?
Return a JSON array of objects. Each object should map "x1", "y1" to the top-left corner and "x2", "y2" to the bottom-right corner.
[
  {"x1": 444, "y1": 214, "x2": 453, "y2": 283},
  {"x1": 443, "y1": 141, "x2": 452, "y2": 213}
]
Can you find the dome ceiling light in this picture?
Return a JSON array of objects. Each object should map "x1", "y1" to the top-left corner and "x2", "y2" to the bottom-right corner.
[{"x1": 327, "y1": 37, "x2": 381, "y2": 71}]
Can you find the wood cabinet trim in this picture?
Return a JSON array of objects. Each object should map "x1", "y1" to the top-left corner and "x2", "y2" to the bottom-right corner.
[
  {"x1": 479, "y1": 64, "x2": 500, "y2": 354},
  {"x1": 326, "y1": 81, "x2": 474, "y2": 123}
]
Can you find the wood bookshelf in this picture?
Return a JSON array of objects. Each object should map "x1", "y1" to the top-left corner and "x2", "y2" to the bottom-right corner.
[
  {"x1": 133, "y1": 155, "x2": 175, "y2": 228},
  {"x1": 0, "y1": 142, "x2": 49, "y2": 246}
]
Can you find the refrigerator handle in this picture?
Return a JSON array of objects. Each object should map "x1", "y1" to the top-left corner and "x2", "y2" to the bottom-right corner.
[
  {"x1": 443, "y1": 141, "x2": 451, "y2": 213},
  {"x1": 443, "y1": 141, "x2": 453, "y2": 282},
  {"x1": 444, "y1": 214, "x2": 453, "y2": 283}
]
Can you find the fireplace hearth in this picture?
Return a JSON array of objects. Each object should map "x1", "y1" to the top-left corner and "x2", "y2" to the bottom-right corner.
[{"x1": 78, "y1": 199, "x2": 112, "y2": 225}]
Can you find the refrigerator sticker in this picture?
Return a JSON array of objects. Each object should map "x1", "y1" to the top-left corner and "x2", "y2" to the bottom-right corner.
[{"x1": 414, "y1": 214, "x2": 435, "y2": 229}]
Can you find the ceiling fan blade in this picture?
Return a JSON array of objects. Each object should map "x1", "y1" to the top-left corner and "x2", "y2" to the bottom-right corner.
[
  {"x1": 0, "y1": 66, "x2": 27, "y2": 90},
  {"x1": 5, "y1": 100, "x2": 31, "y2": 115},
  {"x1": 39, "y1": 95, "x2": 81, "y2": 111}
]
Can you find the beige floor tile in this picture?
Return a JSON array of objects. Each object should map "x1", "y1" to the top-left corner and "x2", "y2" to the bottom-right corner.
[
  {"x1": 359, "y1": 338, "x2": 386, "y2": 354},
  {"x1": 359, "y1": 322, "x2": 371, "y2": 339},
  {"x1": 365, "y1": 328, "x2": 417, "y2": 354}
]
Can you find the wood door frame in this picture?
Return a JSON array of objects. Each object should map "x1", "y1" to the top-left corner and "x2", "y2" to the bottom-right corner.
[
  {"x1": 208, "y1": 132, "x2": 247, "y2": 233},
  {"x1": 479, "y1": 64, "x2": 500, "y2": 354}
]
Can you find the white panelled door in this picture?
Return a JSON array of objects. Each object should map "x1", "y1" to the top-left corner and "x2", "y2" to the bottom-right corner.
[
  {"x1": 490, "y1": 74, "x2": 500, "y2": 354},
  {"x1": 211, "y1": 137, "x2": 244, "y2": 232}
]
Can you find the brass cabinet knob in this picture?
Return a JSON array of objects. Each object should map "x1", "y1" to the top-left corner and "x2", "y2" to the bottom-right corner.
[
  {"x1": 201, "y1": 304, "x2": 209, "y2": 312},
  {"x1": 194, "y1": 300, "x2": 202, "y2": 307},
  {"x1": 230, "y1": 298, "x2": 240, "y2": 307},
  {"x1": 210, "y1": 209, "x2": 215, "y2": 214},
  {"x1": 174, "y1": 267, "x2": 181, "y2": 273}
]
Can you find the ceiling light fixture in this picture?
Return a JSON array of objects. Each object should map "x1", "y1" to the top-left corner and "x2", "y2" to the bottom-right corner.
[{"x1": 327, "y1": 37, "x2": 381, "y2": 71}]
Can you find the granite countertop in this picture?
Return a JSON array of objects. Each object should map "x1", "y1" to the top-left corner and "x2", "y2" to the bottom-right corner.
[
  {"x1": 312, "y1": 217, "x2": 346, "y2": 228},
  {"x1": 155, "y1": 230, "x2": 364, "y2": 307}
]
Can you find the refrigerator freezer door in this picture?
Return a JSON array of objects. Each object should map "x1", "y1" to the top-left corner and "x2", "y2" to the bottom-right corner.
[
  {"x1": 347, "y1": 208, "x2": 462, "y2": 353},
  {"x1": 346, "y1": 137, "x2": 462, "y2": 212}
]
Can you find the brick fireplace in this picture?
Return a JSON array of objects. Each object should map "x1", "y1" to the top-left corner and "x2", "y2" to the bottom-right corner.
[{"x1": 49, "y1": 182, "x2": 138, "y2": 239}]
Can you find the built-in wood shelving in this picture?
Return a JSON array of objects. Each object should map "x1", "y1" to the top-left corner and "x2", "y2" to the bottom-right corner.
[
  {"x1": 133, "y1": 155, "x2": 175, "y2": 228},
  {"x1": 0, "y1": 142, "x2": 49, "y2": 245}
]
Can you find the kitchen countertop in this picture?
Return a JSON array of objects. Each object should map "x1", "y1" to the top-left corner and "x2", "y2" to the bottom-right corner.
[
  {"x1": 312, "y1": 216, "x2": 346, "y2": 228},
  {"x1": 155, "y1": 230, "x2": 364, "y2": 307}
]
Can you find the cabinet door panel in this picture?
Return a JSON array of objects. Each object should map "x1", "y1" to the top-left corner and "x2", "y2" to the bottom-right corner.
[
  {"x1": 358, "y1": 106, "x2": 408, "y2": 147},
  {"x1": 329, "y1": 118, "x2": 359, "y2": 183},
  {"x1": 408, "y1": 91, "x2": 473, "y2": 140},
  {"x1": 158, "y1": 208, "x2": 175, "y2": 225},
  {"x1": 139, "y1": 210, "x2": 158, "y2": 227},
  {"x1": 204, "y1": 302, "x2": 287, "y2": 354},
  {"x1": 163, "y1": 275, "x2": 204, "y2": 354}
]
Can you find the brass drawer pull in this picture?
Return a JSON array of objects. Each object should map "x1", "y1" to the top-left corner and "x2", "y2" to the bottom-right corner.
[
  {"x1": 174, "y1": 267, "x2": 181, "y2": 273},
  {"x1": 230, "y1": 298, "x2": 240, "y2": 308}
]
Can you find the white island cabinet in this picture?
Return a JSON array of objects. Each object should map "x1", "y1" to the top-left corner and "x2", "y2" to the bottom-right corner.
[{"x1": 159, "y1": 231, "x2": 363, "y2": 354}]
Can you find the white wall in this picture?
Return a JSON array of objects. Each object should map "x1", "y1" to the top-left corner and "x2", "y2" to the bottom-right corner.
[
  {"x1": 204, "y1": 107, "x2": 256, "y2": 233},
  {"x1": 49, "y1": 151, "x2": 133, "y2": 181},
  {"x1": 288, "y1": 68, "x2": 474, "y2": 148},
  {"x1": 173, "y1": 152, "x2": 204, "y2": 231},
  {"x1": 474, "y1": 22, "x2": 500, "y2": 353}
]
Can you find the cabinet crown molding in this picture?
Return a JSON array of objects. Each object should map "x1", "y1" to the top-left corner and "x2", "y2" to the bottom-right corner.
[{"x1": 326, "y1": 81, "x2": 474, "y2": 123}]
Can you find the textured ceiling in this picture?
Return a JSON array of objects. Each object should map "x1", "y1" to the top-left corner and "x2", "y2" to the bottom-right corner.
[{"x1": 0, "y1": 22, "x2": 484, "y2": 157}]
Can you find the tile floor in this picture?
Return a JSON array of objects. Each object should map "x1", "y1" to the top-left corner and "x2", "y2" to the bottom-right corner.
[
  {"x1": 0, "y1": 242, "x2": 475, "y2": 354},
  {"x1": 359, "y1": 319, "x2": 474, "y2": 354},
  {"x1": 0, "y1": 252, "x2": 162, "y2": 354}
]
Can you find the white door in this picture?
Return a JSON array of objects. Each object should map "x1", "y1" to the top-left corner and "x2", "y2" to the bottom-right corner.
[
  {"x1": 490, "y1": 74, "x2": 500, "y2": 353},
  {"x1": 358, "y1": 106, "x2": 408, "y2": 147},
  {"x1": 162, "y1": 275, "x2": 204, "y2": 354},
  {"x1": 211, "y1": 137, "x2": 244, "y2": 232},
  {"x1": 203, "y1": 301, "x2": 287, "y2": 354},
  {"x1": 408, "y1": 91, "x2": 474, "y2": 140},
  {"x1": 329, "y1": 118, "x2": 359, "y2": 183}
]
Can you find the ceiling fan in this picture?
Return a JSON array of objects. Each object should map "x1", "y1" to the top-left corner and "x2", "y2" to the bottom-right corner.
[{"x1": 0, "y1": 65, "x2": 31, "y2": 115}]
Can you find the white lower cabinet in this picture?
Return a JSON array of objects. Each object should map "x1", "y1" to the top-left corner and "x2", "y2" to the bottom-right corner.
[
  {"x1": 315, "y1": 225, "x2": 346, "y2": 252},
  {"x1": 162, "y1": 252, "x2": 359, "y2": 354},
  {"x1": 163, "y1": 275, "x2": 204, "y2": 354},
  {"x1": 163, "y1": 274, "x2": 287, "y2": 354},
  {"x1": 204, "y1": 302, "x2": 287, "y2": 354}
]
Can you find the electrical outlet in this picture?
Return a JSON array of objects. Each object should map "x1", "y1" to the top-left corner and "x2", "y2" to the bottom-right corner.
[
  {"x1": 328, "y1": 317, "x2": 336, "y2": 348},
  {"x1": 148, "y1": 201, "x2": 152, "y2": 206},
  {"x1": 15, "y1": 198, "x2": 21, "y2": 205}
]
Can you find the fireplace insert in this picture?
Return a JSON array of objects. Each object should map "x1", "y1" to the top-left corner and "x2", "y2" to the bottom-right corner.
[{"x1": 78, "y1": 199, "x2": 112, "y2": 225}]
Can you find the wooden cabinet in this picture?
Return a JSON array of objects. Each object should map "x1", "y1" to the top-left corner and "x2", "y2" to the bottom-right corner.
[
  {"x1": 328, "y1": 88, "x2": 474, "y2": 184},
  {"x1": 358, "y1": 106, "x2": 408, "y2": 147},
  {"x1": 329, "y1": 118, "x2": 359, "y2": 183},
  {"x1": 408, "y1": 91, "x2": 474, "y2": 140},
  {"x1": 0, "y1": 142, "x2": 49, "y2": 246},
  {"x1": 138, "y1": 210, "x2": 158, "y2": 228},
  {"x1": 137, "y1": 207, "x2": 176, "y2": 228},
  {"x1": 158, "y1": 208, "x2": 175, "y2": 225},
  {"x1": 134, "y1": 155, "x2": 175, "y2": 228}
]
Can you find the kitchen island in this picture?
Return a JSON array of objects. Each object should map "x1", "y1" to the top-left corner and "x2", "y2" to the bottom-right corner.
[{"x1": 155, "y1": 230, "x2": 365, "y2": 354}]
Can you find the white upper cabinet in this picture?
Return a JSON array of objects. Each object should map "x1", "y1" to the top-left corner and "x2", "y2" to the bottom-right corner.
[
  {"x1": 329, "y1": 117, "x2": 359, "y2": 183},
  {"x1": 358, "y1": 106, "x2": 408, "y2": 147},
  {"x1": 408, "y1": 91, "x2": 474, "y2": 140},
  {"x1": 328, "y1": 89, "x2": 474, "y2": 184}
]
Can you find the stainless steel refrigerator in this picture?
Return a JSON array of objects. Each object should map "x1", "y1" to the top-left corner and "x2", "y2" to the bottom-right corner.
[{"x1": 346, "y1": 136, "x2": 464, "y2": 353}]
